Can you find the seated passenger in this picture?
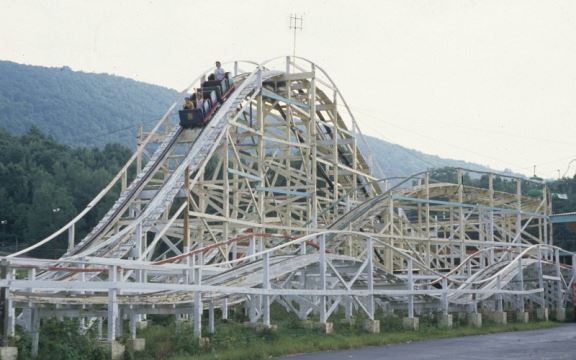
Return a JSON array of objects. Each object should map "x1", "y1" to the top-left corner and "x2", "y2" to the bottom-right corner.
[
  {"x1": 183, "y1": 97, "x2": 194, "y2": 110},
  {"x1": 208, "y1": 73, "x2": 216, "y2": 81},
  {"x1": 214, "y1": 61, "x2": 225, "y2": 81},
  {"x1": 195, "y1": 92, "x2": 204, "y2": 110}
]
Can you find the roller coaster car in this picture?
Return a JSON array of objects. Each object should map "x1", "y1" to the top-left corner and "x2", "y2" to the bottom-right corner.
[
  {"x1": 202, "y1": 74, "x2": 235, "y2": 102},
  {"x1": 179, "y1": 73, "x2": 235, "y2": 129},
  {"x1": 179, "y1": 95, "x2": 216, "y2": 129},
  {"x1": 179, "y1": 108, "x2": 205, "y2": 128}
]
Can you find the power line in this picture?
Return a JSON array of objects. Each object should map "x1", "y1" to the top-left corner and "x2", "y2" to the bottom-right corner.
[
  {"x1": 356, "y1": 121, "x2": 444, "y2": 170},
  {"x1": 335, "y1": 101, "x2": 576, "y2": 172},
  {"x1": 69, "y1": 122, "x2": 145, "y2": 145},
  {"x1": 345, "y1": 104, "x2": 576, "y2": 147},
  {"x1": 345, "y1": 105, "x2": 528, "y2": 170}
]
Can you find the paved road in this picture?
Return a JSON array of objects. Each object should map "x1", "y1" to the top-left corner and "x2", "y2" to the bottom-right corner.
[{"x1": 281, "y1": 324, "x2": 576, "y2": 360}]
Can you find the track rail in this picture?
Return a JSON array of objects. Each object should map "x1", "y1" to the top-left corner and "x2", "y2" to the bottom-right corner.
[{"x1": 2, "y1": 58, "x2": 573, "y2": 347}]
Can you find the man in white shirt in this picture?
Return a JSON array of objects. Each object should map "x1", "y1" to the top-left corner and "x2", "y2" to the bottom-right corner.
[{"x1": 214, "y1": 61, "x2": 226, "y2": 81}]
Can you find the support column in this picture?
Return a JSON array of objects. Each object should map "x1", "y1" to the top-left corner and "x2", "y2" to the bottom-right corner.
[
  {"x1": 467, "y1": 312, "x2": 483, "y2": 327},
  {"x1": 222, "y1": 298, "x2": 228, "y2": 321},
  {"x1": 309, "y1": 65, "x2": 318, "y2": 230},
  {"x1": 496, "y1": 274, "x2": 504, "y2": 312},
  {"x1": 5, "y1": 269, "x2": 14, "y2": 338},
  {"x1": 30, "y1": 307, "x2": 39, "y2": 358},
  {"x1": 457, "y1": 170, "x2": 465, "y2": 261},
  {"x1": 318, "y1": 234, "x2": 331, "y2": 333},
  {"x1": 129, "y1": 314, "x2": 137, "y2": 340},
  {"x1": 115, "y1": 269, "x2": 124, "y2": 339},
  {"x1": 515, "y1": 179, "x2": 522, "y2": 244},
  {"x1": 22, "y1": 268, "x2": 36, "y2": 332},
  {"x1": 488, "y1": 174, "x2": 495, "y2": 265},
  {"x1": 403, "y1": 258, "x2": 419, "y2": 330},
  {"x1": 366, "y1": 237, "x2": 375, "y2": 320},
  {"x1": 467, "y1": 294, "x2": 482, "y2": 328},
  {"x1": 107, "y1": 266, "x2": 119, "y2": 342},
  {"x1": 262, "y1": 252, "x2": 271, "y2": 328},
  {"x1": 344, "y1": 297, "x2": 353, "y2": 323},
  {"x1": 67, "y1": 223, "x2": 75, "y2": 252},
  {"x1": 554, "y1": 249, "x2": 566, "y2": 321},
  {"x1": 407, "y1": 258, "x2": 414, "y2": 319},
  {"x1": 425, "y1": 173, "x2": 431, "y2": 267},
  {"x1": 439, "y1": 278, "x2": 452, "y2": 328},
  {"x1": 208, "y1": 302, "x2": 215, "y2": 335},
  {"x1": 364, "y1": 237, "x2": 379, "y2": 333},
  {"x1": 247, "y1": 236, "x2": 258, "y2": 324},
  {"x1": 127, "y1": 313, "x2": 146, "y2": 353},
  {"x1": 535, "y1": 247, "x2": 548, "y2": 320},
  {"x1": 97, "y1": 317, "x2": 103, "y2": 339},
  {"x1": 193, "y1": 252, "x2": 203, "y2": 338},
  {"x1": 107, "y1": 266, "x2": 125, "y2": 360},
  {"x1": 485, "y1": 273, "x2": 506, "y2": 324},
  {"x1": 516, "y1": 257, "x2": 528, "y2": 322},
  {"x1": 319, "y1": 235, "x2": 327, "y2": 323}
]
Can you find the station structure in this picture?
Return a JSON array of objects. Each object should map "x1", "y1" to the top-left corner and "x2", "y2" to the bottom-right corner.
[{"x1": 1, "y1": 57, "x2": 575, "y2": 358}]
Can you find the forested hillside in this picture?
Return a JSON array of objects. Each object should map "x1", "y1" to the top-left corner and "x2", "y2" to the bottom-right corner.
[
  {"x1": 0, "y1": 60, "x2": 502, "y2": 177},
  {"x1": 0, "y1": 128, "x2": 573, "y2": 257},
  {"x1": 0, "y1": 60, "x2": 177, "y2": 148},
  {"x1": 0, "y1": 127, "x2": 131, "y2": 256},
  {"x1": 363, "y1": 136, "x2": 500, "y2": 178}
]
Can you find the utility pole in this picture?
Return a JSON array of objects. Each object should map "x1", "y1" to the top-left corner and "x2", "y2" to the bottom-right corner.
[{"x1": 289, "y1": 14, "x2": 303, "y2": 61}]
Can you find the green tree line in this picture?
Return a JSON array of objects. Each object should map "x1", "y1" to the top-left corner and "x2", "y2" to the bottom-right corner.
[{"x1": 0, "y1": 127, "x2": 131, "y2": 257}]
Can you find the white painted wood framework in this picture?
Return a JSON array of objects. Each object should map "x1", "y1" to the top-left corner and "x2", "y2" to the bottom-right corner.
[{"x1": 1, "y1": 58, "x2": 574, "y2": 351}]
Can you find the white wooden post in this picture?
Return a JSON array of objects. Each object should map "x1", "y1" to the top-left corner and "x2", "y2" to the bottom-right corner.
[
  {"x1": 367, "y1": 237, "x2": 375, "y2": 320},
  {"x1": 222, "y1": 298, "x2": 228, "y2": 321},
  {"x1": 262, "y1": 252, "x2": 271, "y2": 327},
  {"x1": 517, "y1": 257, "x2": 525, "y2": 312},
  {"x1": 208, "y1": 301, "x2": 215, "y2": 335},
  {"x1": 193, "y1": 252, "x2": 203, "y2": 338},
  {"x1": 319, "y1": 234, "x2": 327, "y2": 323},
  {"x1": 496, "y1": 274, "x2": 503, "y2": 312},
  {"x1": 67, "y1": 223, "x2": 75, "y2": 252},
  {"x1": 107, "y1": 265, "x2": 119, "y2": 342},
  {"x1": 408, "y1": 258, "x2": 414, "y2": 318},
  {"x1": 442, "y1": 277, "x2": 449, "y2": 315}
]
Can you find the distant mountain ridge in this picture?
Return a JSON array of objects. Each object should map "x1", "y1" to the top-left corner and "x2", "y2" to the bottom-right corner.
[
  {"x1": 361, "y1": 136, "x2": 505, "y2": 178},
  {"x1": 0, "y1": 60, "x2": 504, "y2": 177},
  {"x1": 0, "y1": 60, "x2": 176, "y2": 148}
]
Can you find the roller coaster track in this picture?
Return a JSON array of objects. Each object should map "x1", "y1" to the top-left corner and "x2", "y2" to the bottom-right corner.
[
  {"x1": 2, "y1": 57, "x2": 575, "y2": 349},
  {"x1": 73, "y1": 69, "x2": 282, "y2": 260}
]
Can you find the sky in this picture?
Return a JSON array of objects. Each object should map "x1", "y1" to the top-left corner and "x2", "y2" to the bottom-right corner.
[{"x1": 1, "y1": 0, "x2": 576, "y2": 178}]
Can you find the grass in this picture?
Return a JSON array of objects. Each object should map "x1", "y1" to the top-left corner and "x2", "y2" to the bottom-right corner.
[
  {"x1": 171, "y1": 321, "x2": 560, "y2": 360},
  {"x1": 130, "y1": 307, "x2": 567, "y2": 360}
]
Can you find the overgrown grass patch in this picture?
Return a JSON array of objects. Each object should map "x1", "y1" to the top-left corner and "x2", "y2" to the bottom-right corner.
[
  {"x1": 171, "y1": 321, "x2": 559, "y2": 360},
  {"x1": 130, "y1": 307, "x2": 562, "y2": 360}
]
